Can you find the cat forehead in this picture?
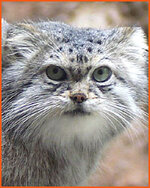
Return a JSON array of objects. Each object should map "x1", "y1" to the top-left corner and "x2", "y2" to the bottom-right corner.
[
  {"x1": 45, "y1": 40, "x2": 104, "y2": 67},
  {"x1": 36, "y1": 21, "x2": 113, "y2": 46},
  {"x1": 37, "y1": 22, "x2": 113, "y2": 64}
]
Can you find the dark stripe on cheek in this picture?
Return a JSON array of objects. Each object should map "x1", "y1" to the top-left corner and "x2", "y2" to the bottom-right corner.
[
  {"x1": 97, "y1": 84, "x2": 113, "y2": 93},
  {"x1": 2, "y1": 80, "x2": 33, "y2": 104},
  {"x1": 115, "y1": 75, "x2": 127, "y2": 84},
  {"x1": 46, "y1": 82, "x2": 62, "y2": 92},
  {"x1": 22, "y1": 81, "x2": 33, "y2": 89}
]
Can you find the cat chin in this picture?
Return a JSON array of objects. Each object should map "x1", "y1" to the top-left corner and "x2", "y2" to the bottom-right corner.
[
  {"x1": 39, "y1": 114, "x2": 108, "y2": 147},
  {"x1": 63, "y1": 108, "x2": 91, "y2": 116}
]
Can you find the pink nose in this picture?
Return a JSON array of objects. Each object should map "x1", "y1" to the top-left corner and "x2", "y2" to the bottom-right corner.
[{"x1": 70, "y1": 93, "x2": 87, "y2": 103}]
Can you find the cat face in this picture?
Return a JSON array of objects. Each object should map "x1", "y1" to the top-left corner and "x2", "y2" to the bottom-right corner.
[{"x1": 2, "y1": 20, "x2": 148, "y2": 144}]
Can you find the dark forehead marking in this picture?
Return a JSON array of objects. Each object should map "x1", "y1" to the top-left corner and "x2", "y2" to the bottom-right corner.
[
  {"x1": 97, "y1": 40, "x2": 102, "y2": 45},
  {"x1": 77, "y1": 55, "x2": 83, "y2": 64},
  {"x1": 59, "y1": 47, "x2": 63, "y2": 51},
  {"x1": 56, "y1": 37, "x2": 61, "y2": 42},
  {"x1": 49, "y1": 54, "x2": 60, "y2": 59},
  {"x1": 87, "y1": 66, "x2": 92, "y2": 71},
  {"x1": 87, "y1": 39, "x2": 93, "y2": 43},
  {"x1": 80, "y1": 44, "x2": 84, "y2": 47},
  {"x1": 77, "y1": 68, "x2": 81, "y2": 74},
  {"x1": 69, "y1": 48, "x2": 73, "y2": 53},
  {"x1": 57, "y1": 47, "x2": 63, "y2": 52},
  {"x1": 62, "y1": 38, "x2": 70, "y2": 43},
  {"x1": 98, "y1": 49, "x2": 103, "y2": 53},
  {"x1": 87, "y1": 47, "x2": 92, "y2": 53},
  {"x1": 84, "y1": 56, "x2": 88, "y2": 63},
  {"x1": 74, "y1": 54, "x2": 89, "y2": 64}
]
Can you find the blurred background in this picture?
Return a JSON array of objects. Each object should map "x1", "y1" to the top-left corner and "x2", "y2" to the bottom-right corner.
[{"x1": 2, "y1": 1, "x2": 148, "y2": 186}]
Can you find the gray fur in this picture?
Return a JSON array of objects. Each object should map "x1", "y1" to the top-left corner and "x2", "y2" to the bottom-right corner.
[{"x1": 2, "y1": 19, "x2": 148, "y2": 186}]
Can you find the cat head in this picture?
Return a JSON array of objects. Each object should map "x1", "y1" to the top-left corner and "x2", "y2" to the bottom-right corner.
[{"x1": 2, "y1": 19, "x2": 148, "y2": 143}]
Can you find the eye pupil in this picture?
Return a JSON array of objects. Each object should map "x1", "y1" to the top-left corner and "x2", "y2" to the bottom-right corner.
[
  {"x1": 53, "y1": 68, "x2": 58, "y2": 74},
  {"x1": 97, "y1": 69, "x2": 103, "y2": 75}
]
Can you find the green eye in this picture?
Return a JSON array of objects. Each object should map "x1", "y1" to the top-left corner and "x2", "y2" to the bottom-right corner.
[
  {"x1": 46, "y1": 65, "x2": 67, "y2": 81},
  {"x1": 92, "y1": 66, "x2": 112, "y2": 82}
]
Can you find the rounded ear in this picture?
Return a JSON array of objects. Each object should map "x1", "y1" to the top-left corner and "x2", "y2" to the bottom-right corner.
[
  {"x1": 2, "y1": 20, "x2": 41, "y2": 70},
  {"x1": 123, "y1": 27, "x2": 148, "y2": 50},
  {"x1": 105, "y1": 27, "x2": 148, "y2": 65},
  {"x1": 106, "y1": 27, "x2": 148, "y2": 49},
  {"x1": 2, "y1": 20, "x2": 43, "y2": 63}
]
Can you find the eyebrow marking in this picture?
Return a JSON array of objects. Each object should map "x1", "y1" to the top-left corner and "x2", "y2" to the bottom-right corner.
[
  {"x1": 77, "y1": 55, "x2": 83, "y2": 64},
  {"x1": 87, "y1": 47, "x2": 92, "y2": 53},
  {"x1": 84, "y1": 56, "x2": 88, "y2": 63}
]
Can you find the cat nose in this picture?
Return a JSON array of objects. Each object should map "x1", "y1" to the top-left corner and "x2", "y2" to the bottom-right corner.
[{"x1": 70, "y1": 93, "x2": 87, "y2": 103}]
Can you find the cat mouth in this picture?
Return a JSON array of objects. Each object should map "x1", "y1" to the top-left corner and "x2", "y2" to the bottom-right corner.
[{"x1": 64, "y1": 107, "x2": 91, "y2": 116}]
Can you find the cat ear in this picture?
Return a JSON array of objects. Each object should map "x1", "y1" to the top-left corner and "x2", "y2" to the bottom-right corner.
[
  {"x1": 106, "y1": 27, "x2": 148, "y2": 64},
  {"x1": 121, "y1": 27, "x2": 148, "y2": 50},
  {"x1": 122, "y1": 27, "x2": 148, "y2": 65},
  {"x1": 107, "y1": 27, "x2": 148, "y2": 49},
  {"x1": 2, "y1": 20, "x2": 44, "y2": 61}
]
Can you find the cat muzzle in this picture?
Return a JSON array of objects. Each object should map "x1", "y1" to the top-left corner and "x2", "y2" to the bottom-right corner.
[{"x1": 70, "y1": 93, "x2": 87, "y2": 103}]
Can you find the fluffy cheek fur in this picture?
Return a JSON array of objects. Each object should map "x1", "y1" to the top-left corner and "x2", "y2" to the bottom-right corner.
[
  {"x1": 9, "y1": 83, "x2": 129, "y2": 146},
  {"x1": 26, "y1": 94, "x2": 129, "y2": 147},
  {"x1": 4, "y1": 70, "x2": 143, "y2": 149},
  {"x1": 12, "y1": 93, "x2": 106, "y2": 146}
]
